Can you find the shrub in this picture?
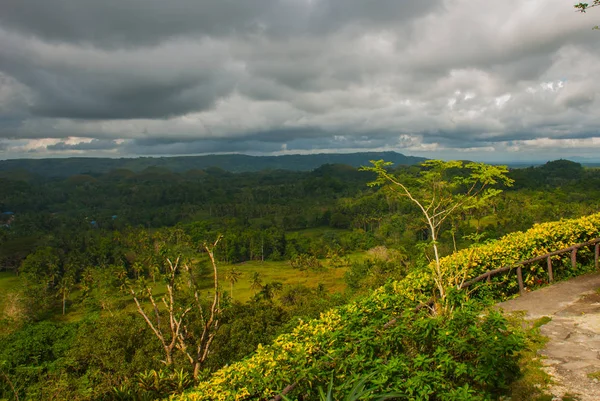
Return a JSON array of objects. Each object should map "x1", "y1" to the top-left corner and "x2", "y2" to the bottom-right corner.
[{"x1": 175, "y1": 289, "x2": 524, "y2": 400}]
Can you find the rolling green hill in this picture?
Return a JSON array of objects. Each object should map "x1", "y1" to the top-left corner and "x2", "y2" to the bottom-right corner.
[{"x1": 0, "y1": 152, "x2": 426, "y2": 177}]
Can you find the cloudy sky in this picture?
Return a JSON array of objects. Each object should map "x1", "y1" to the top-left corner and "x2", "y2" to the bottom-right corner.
[{"x1": 0, "y1": 0, "x2": 599, "y2": 162}]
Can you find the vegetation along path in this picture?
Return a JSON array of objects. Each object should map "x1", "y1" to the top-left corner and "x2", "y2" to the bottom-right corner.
[{"x1": 499, "y1": 272, "x2": 600, "y2": 400}]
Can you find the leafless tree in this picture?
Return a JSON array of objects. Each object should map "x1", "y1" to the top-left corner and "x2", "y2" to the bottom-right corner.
[{"x1": 130, "y1": 236, "x2": 223, "y2": 378}]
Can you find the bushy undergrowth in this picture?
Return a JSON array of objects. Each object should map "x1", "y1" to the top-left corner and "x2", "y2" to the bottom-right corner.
[
  {"x1": 176, "y1": 212, "x2": 600, "y2": 400},
  {"x1": 177, "y1": 290, "x2": 523, "y2": 401}
]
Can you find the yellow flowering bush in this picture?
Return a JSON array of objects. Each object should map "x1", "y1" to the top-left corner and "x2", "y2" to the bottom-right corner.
[{"x1": 438, "y1": 212, "x2": 600, "y2": 297}]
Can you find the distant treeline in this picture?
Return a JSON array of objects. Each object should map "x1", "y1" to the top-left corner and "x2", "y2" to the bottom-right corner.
[{"x1": 0, "y1": 151, "x2": 426, "y2": 177}]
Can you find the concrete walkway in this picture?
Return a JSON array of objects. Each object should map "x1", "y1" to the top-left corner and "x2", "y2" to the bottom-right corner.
[{"x1": 498, "y1": 272, "x2": 600, "y2": 401}]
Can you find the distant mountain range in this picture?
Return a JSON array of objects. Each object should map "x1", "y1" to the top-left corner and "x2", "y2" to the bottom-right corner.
[{"x1": 0, "y1": 152, "x2": 427, "y2": 178}]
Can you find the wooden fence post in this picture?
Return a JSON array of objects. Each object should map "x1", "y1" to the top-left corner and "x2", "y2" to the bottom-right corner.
[
  {"x1": 595, "y1": 243, "x2": 599, "y2": 270},
  {"x1": 547, "y1": 256, "x2": 553, "y2": 282},
  {"x1": 517, "y1": 266, "x2": 524, "y2": 295},
  {"x1": 571, "y1": 248, "x2": 577, "y2": 270}
]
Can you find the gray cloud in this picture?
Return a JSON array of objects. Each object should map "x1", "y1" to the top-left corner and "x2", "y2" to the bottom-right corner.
[
  {"x1": 0, "y1": 0, "x2": 275, "y2": 47},
  {"x1": 122, "y1": 129, "x2": 399, "y2": 156},
  {"x1": 0, "y1": 1, "x2": 441, "y2": 47},
  {"x1": 47, "y1": 139, "x2": 120, "y2": 151},
  {"x1": 0, "y1": 33, "x2": 240, "y2": 119},
  {"x1": 1, "y1": 0, "x2": 600, "y2": 162}
]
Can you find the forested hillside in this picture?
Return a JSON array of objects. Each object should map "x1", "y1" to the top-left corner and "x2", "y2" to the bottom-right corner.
[
  {"x1": 0, "y1": 152, "x2": 426, "y2": 177},
  {"x1": 1, "y1": 158, "x2": 599, "y2": 400}
]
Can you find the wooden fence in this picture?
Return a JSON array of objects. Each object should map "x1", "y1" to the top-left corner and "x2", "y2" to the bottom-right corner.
[{"x1": 460, "y1": 238, "x2": 600, "y2": 295}]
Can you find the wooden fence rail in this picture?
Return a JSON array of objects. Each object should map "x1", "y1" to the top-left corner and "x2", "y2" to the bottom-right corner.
[{"x1": 460, "y1": 238, "x2": 600, "y2": 295}]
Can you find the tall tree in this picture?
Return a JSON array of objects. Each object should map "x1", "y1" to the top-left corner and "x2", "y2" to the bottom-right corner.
[
  {"x1": 224, "y1": 267, "x2": 242, "y2": 300},
  {"x1": 362, "y1": 160, "x2": 513, "y2": 311},
  {"x1": 249, "y1": 271, "x2": 263, "y2": 296},
  {"x1": 57, "y1": 275, "x2": 75, "y2": 316}
]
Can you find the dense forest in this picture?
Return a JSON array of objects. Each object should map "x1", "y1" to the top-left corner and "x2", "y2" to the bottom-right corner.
[{"x1": 1, "y1": 157, "x2": 599, "y2": 400}]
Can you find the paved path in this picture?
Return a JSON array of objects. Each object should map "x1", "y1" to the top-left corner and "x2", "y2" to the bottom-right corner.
[{"x1": 498, "y1": 272, "x2": 600, "y2": 400}]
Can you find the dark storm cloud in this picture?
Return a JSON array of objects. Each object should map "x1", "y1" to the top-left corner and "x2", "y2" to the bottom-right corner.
[
  {"x1": 30, "y1": 75, "x2": 229, "y2": 120},
  {"x1": 1, "y1": 0, "x2": 442, "y2": 47},
  {"x1": 0, "y1": 0, "x2": 276, "y2": 47},
  {"x1": 129, "y1": 126, "x2": 331, "y2": 149},
  {"x1": 0, "y1": 32, "x2": 240, "y2": 120},
  {"x1": 0, "y1": 0, "x2": 443, "y2": 121}
]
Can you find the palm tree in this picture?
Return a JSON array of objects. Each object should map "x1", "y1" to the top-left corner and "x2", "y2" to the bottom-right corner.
[
  {"x1": 250, "y1": 271, "x2": 263, "y2": 296},
  {"x1": 224, "y1": 267, "x2": 242, "y2": 299},
  {"x1": 259, "y1": 281, "x2": 283, "y2": 301},
  {"x1": 57, "y1": 275, "x2": 74, "y2": 315}
]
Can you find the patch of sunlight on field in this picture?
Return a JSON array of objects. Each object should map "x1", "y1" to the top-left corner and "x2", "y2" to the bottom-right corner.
[
  {"x1": 1, "y1": 253, "x2": 357, "y2": 323},
  {"x1": 218, "y1": 260, "x2": 348, "y2": 302},
  {"x1": 470, "y1": 215, "x2": 498, "y2": 229}
]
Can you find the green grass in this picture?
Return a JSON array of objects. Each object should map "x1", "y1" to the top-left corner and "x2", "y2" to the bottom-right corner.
[
  {"x1": 469, "y1": 214, "x2": 499, "y2": 229},
  {"x1": 587, "y1": 371, "x2": 600, "y2": 380},
  {"x1": 219, "y1": 260, "x2": 348, "y2": 302},
  {"x1": 0, "y1": 271, "x2": 19, "y2": 291},
  {"x1": 49, "y1": 259, "x2": 348, "y2": 324},
  {"x1": 508, "y1": 316, "x2": 586, "y2": 401},
  {"x1": 508, "y1": 315, "x2": 553, "y2": 401},
  {"x1": 533, "y1": 316, "x2": 552, "y2": 329},
  {"x1": 287, "y1": 226, "x2": 350, "y2": 238},
  {"x1": 0, "y1": 255, "x2": 352, "y2": 324},
  {"x1": 0, "y1": 271, "x2": 20, "y2": 312}
]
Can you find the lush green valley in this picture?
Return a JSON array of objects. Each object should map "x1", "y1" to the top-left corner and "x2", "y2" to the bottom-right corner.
[{"x1": 1, "y1": 158, "x2": 600, "y2": 400}]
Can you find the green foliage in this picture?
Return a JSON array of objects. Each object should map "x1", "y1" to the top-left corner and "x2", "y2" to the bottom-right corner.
[
  {"x1": 290, "y1": 372, "x2": 401, "y2": 401},
  {"x1": 112, "y1": 369, "x2": 195, "y2": 400},
  {"x1": 5, "y1": 162, "x2": 600, "y2": 400},
  {"x1": 0, "y1": 312, "x2": 165, "y2": 400},
  {"x1": 0, "y1": 321, "x2": 77, "y2": 400},
  {"x1": 507, "y1": 315, "x2": 553, "y2": 401},
  {"x1": 362, "y1": 159, "x2": 513, "y2": 309},
  {"x1": 174, "y1": 211, "x2": 600, "y2": 400},
  {"x1": 575, "y1": 1, "x2": 600, "y2": 29},
  {"x1": 224, "y1": 267, "x2": 242, "y2": 299},
  {"x1": 64, "y1": 313, "x2": 164, "y2": 398},
  {"x1": 575, "y1": 1, "x2": 600, "y2": 13},
  {"x1": 344, "y1": 246, "x2": 408, "y2": 292},
  {"x1": 205, "y1": 301, "x2": 291, "y2": 371},
  {"x1": 175, "y1": 285, "x2": 526, "y2": 400}
]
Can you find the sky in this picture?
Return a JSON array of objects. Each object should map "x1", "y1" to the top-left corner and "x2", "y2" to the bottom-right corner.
[{"x1": 0, "y1": 0, "x2": 599, "y2": 162}]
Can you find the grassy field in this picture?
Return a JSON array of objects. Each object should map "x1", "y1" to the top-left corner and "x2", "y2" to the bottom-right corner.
[
  {"x1": 0, "y1": 257, "x2": 351, "y2": 325},
  {"x1": 0, "y1": 271, "x2": 19, "y2": 290},
  {"x1": 217, "y1": 260, "x2": 348, "y2": 302}
]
